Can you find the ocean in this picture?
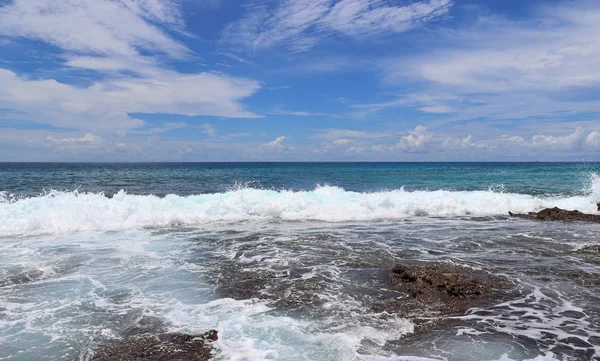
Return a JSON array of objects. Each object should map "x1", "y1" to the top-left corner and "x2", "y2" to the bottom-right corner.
[{"x1": 0, "y1": 162, "x2": 599, "y2": 361}]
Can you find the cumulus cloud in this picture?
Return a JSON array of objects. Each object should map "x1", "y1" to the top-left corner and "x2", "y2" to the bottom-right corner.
[
  {"x1": 263, "y1": 136, "x2": 288, "y2": 149},
  {"x1": 586, "y1": 131, "x2": 600, "y2": 149},
  {"x1": 396, "y1": 125, "x2": 432, "y2": 151},
  {"x1": 531, "y1": 127, "x2": 587, "y2": 150},
  {"x1": 441, "y1": 134, "x2": 488, "y2": 150},
  {"x1": 528, "y1": 127, "x2": 600, "y2": 150},
  {"x1": 223, "y1": 0, "x2": 453, "y2": 51}
]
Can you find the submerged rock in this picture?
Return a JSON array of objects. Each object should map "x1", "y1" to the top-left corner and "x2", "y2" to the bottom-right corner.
[
  {"x1": 375, "y1": 262, "x2": 515, "y2": 317},
  {"x1": 0, "y1": 269, "x2": 44, "y2": 287},
  {"x1": 90, "y1": 330, "x2": 217, "y2": 361},
  {"x1": 509, "y1": 207, "x2": 600, "y2": 223}
]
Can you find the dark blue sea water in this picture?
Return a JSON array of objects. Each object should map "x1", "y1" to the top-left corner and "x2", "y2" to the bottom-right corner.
[{"x1": 1, "y1": 163, "x2": 599, "y2": 361}]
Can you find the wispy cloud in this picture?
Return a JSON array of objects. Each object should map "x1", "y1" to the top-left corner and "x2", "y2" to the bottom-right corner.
[
  {"x1": 201, "y1": 123, "x2": 217, "y2": 137},
  {"x1": 222, "y1": 0, "x2": 453, "y2": 52},
  {"x1": 0, "y1": 0, "x2": 188, "y2": 59},
  {"x1": 312, "y1": 128, "x2": 400, "y2": 141},
  {"x1": 269, "y1": 107, "x2": 332, "y2": 117},
  {"x1": 47, "y1": 133, "x2": 101, "y2": 144},
  {"x1": 369, "y1": 1, "x2": 600, "y2": 122}
]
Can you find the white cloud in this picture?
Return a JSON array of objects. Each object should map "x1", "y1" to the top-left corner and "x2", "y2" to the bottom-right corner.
[
  {"x1": 0, "y1": 0, "x2": 188, "y2": 59},
  {"x1": 332, "y1": 138, "x2": 351, "y2": 146},
  {"x1": 531, "y1": 127, "x2": 587, "y2": 150},
  {"x1": 0, "y1": 0, "x2": 262, "y2": 134},
  {"x1": 218, "y1": 52, "x2": 254, "y2": 65},
  {"x1": 442, "y1": 134, "x2": 475, "y2": 150},
  {"x1": 396, "y1": 125, "x2": 432, "y2": 151},
  {"x1": 269, "y1": 107, "x2": 331, "y2": 117},
  {"x1": 372, "y1": 1, "x2": 600, "y2": 122},
  {"x1": 0, "y1": 69, "x2": 260, "y2": 132},
  {"x1": 418, "y1": 104, "x2": 454, "y2": 114},
  {"x1": 586, "y1": 131, "x2": 600, "y2": 149},
  {"x1": 502, "y1": 135, "x2": 525, "y2": 143},
  {"x1": 136, "y1": 121, "x2": 187, "y2": 137},
  {"x1": 526, "y1": 127, "x2": 600, "y2": 151},
  {"x1": 47, "y1": 133, "x2": 101, "y2": 144},
  {"x1": 350, "y1": 92, "x2": 460, "y2": 118},
  {"x1": 263, "y1": 136, "x2": 288, "y2": 149},
  {"x1": 201, "y1": 124, "x2": 217, "y2": 136},
  {"x1": 322, "y1": 0, "x2": 452, "y2": 36},
  {"x1": 223, "y1": 0, "x2": 453, "y2": 51},
  {"x1": 3, "y1": 124, "x2": 599, "y2": 161},
  {"x1": 312, "y1": 129, "x2": 398, "y2": 140}
]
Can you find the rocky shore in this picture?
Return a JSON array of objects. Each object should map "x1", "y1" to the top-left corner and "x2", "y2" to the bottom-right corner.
[
  {"x1": 577, "y1": 244, "x2": 600, "y2": 253},
  {"x1": 509, "y1": 206, "x2": 600, "y2": 223},
  {"x1": 374, "y1": 262, "x2": 516, "y2": 318},
  {"x1": 90, "y1": 331, "x2": 218, "y2": 361}
]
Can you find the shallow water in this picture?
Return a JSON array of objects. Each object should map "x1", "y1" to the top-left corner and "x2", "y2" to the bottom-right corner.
[{"x1": 1, "y1": 163, "x2": 599, "y2": 361}]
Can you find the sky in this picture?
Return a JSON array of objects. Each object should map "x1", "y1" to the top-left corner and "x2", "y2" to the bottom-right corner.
[{"x1": 0, "y1": 0, "x2": 599, "y2": 161}]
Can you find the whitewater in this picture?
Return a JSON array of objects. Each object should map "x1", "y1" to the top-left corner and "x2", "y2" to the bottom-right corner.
[
  {"x1": 1, "y1": 163, "x2": 599, "y2": 361},
  {"x1": 1, "y1": 172, "x2": 599, "y2": 236}
]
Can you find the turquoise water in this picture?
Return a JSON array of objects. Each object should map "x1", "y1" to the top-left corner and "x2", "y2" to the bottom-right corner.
[
  {"x1": 1, "y1": 162, "x2": 599, "y2": 196},
  {"x1": 1, "y1": 163, "x2": 599, "y2": 361}
]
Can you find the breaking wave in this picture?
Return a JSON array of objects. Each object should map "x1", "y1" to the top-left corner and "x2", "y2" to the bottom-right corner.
[{"x1": 1, "y1": 174, "x2": 599, "y2": 236}]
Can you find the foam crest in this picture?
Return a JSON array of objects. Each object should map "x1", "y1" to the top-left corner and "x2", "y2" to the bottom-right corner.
[{"x1": 1, "y1": 176, "x2": 599, "y2": 236}]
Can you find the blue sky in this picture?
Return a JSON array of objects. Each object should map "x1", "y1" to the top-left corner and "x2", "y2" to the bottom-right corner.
[{"x1": 0, "y1": 0, "x2": 599, "y2": 161}]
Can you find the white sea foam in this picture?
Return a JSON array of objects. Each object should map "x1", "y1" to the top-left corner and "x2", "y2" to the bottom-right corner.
[
  {"x1": 361, "y1": 354, "x2": 561, "y2": 361},
  {"x1": 1, "y1": 175, "x2": 599, "y2": 236}
]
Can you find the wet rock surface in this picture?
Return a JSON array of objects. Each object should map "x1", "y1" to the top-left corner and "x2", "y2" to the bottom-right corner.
[
  {"x1": 375, "y1": 262, "x2": 516, "y2": 317},
  {"x1": 90, "y1": 330, "x2": 217, "y2": 361},
  {"x1": 214, "y1": 265, "x2": 323, "y2": 310},
  {"x1": 573, "y1": 244, "x2": 600, "y2": 269},
  {"x1": 0, "y1": 269, "x2": 44, "y2": 287},
  {"x1": 576, "y1": 244, "x2": 600, "y2": 254},
  {"x1": 509, "y1": 207, "x2": 600, "y2": 223}
]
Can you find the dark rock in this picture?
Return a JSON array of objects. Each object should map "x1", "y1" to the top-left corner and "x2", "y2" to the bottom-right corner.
[
  {"x1": 377, "y1": 262, "x2": 515, "y2": 317},
  {"x1": 0, "y1": 269, "x2": 44, "y2": 287},
  {"x1": 90, "y1": 331, "x2": 217, "y2": 361},
  {"x1": 573, "y1": 244, "x2": 600, "y2": 271},
  {"x1": 214, "y1": 265, "x2": 322, "y2": 310},
  {"x1": 577, "y1": 244, "x2": 600, "y2": 254},
  {"x1": 509, "y1": 207, "x2": 600, "y2": 223},
  {"x1": 214, "y1": 266, "x2": 280, "y2": 301},
  {"x1": 271, "y1": 279, "x2": 323, "y2": 309}
]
